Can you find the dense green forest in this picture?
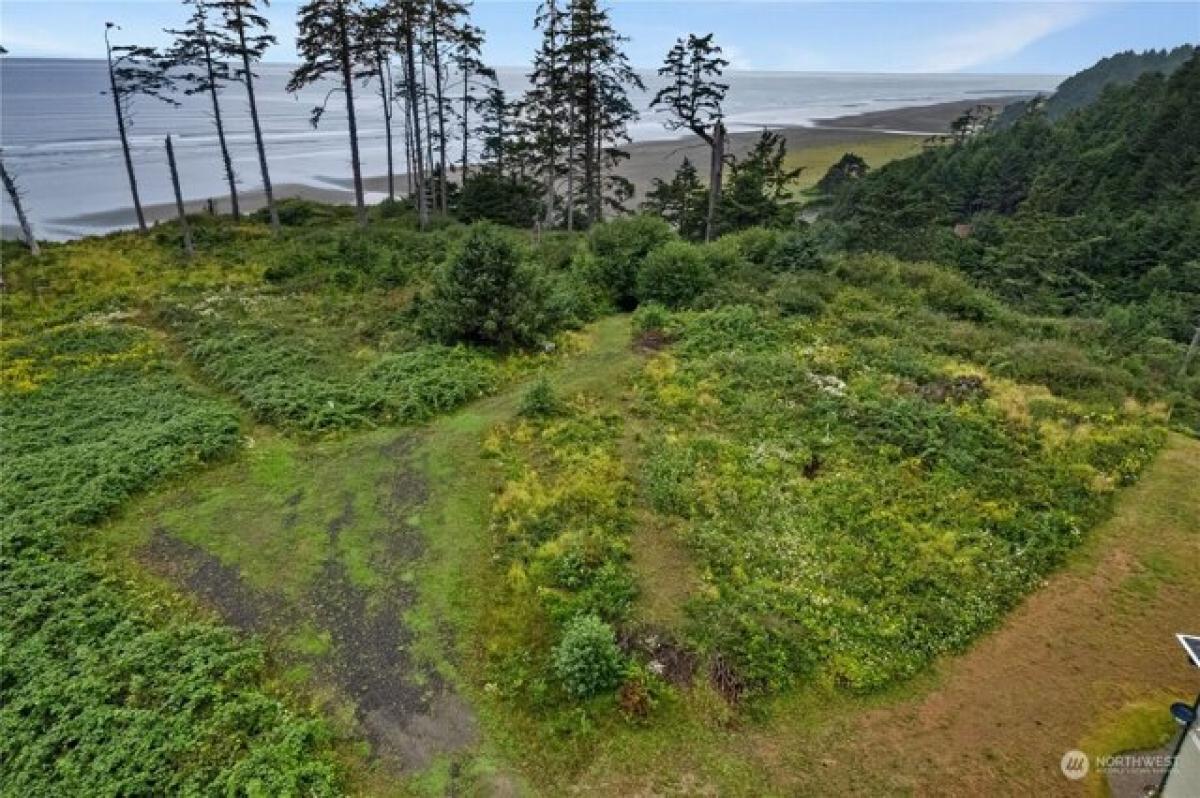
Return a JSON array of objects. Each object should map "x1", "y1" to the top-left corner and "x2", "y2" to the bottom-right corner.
[
  {"x1": 997, "y1": 43, "x2": 1196, "y2": 126},
  {"x1": 2, "y1": 43, "x2": 1198, "y2": 798},
  {"x1": 833, "y1": 52, "x2": 1200, "y2": 355}
]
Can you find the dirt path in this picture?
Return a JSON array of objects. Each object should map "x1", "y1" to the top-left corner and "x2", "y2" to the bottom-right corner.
[
  {"x1": 138, "y1": 433, "x2": 477, "y2": 780},
  {"x1": 764, "y1": 433, "x2": 1200, "y2": 797}
]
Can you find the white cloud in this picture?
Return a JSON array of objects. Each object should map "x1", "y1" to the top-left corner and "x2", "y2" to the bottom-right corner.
[{"x1": 911, "y1": 3, "x2": 1095, "y2": 72}]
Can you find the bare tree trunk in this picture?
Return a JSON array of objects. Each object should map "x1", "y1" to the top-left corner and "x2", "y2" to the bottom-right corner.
[
  {"x1": 380, "y1": 55, "x2": 396, "y2": 202},
  {"x1": 460, "y1": 66, "x2": 470, "y2": 180},
  {"x1": 234, "y1": 5, "x2": 279, "y2": 232},
  {"x1": 420, "y1": 51, "x2": 437, "y2": 213},
  {"x1": 165, "y1": 136, "x2": 195, "y2": 258},
  {"x1": 338, "y1": 3, "x2": 368, "y2": 227},
  {"x1": 403, "y1": 25, "x2": 429, "y2": 229},
  {"x1": 203, "y1": 39, "x2": 240, "y2": 220},
  {"x1": 543, "y1": 4, "x2": 558, "y2": 228},
  {"x1": 566, "y1": 84, "x2": 576, "y2": 232},
  {"x1": 705, "y1": 121, "x2": 725, "y2": 242},
  {"x1": 1, "y1": 159, "x2": 39, "y2": 256},
  {"x1": 1181, "y1": 315, "x2": 1200, "y2": 379},
  {"x1": 583, "y1": 59, "x2": 597, "y2": 225},
  {"x1": 107, "y1": 33, "x2": 147, "y2": 232},
  {"x1": 429, "y1": 12, "x2": 449, "y2": 215}
]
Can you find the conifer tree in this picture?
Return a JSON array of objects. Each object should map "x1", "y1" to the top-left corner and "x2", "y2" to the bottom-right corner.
[
  {"x1": 104, "y1": 23, "x2": 177, "y2": 232},
  {"x1": 527, "y1": 0, "x2": 568, "y2": 225},
  {"x1": 650, "y1": 33, "x2": 729, "y2": 240},
  {"x1": 288, "y1": 0, "x2": 369, "y2": 226},
  {"x1": 641, "y1": 157, "x2": 707, "y2": 239},
  {"x1": 359, "y1": 3, "x2": 400, "y2": 201},
  {"x1": 562, "y1": 0, "x2": 643, "y2": 227},
  {"x1": 214, "y1": 0, "x2": 280, "y2": 231},
  {"x1": 166, "y1": 0, "x2": 242, "y2": 219}
]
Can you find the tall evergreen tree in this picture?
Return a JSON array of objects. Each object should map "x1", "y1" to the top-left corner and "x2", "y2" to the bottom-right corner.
[
  {"x1": 641, "y1": 157, "x2": 707, "y2": 239},
  {"x1": 561, "y1": 0, "x2": 642, "y2": 227},
  {"x1": 214, "y1": 0, "x2": 280, "y2": 231},
  {"x1": 650, "y1": 33, "x2": 729, "y2": 240},
  {"x1": 424, "y1": 0, "x2": 473, "y2": 214},
  {"x1": 166, "y1": 0, "x2": 242, "y2": 219},
  {"x1": 395, "y1": 0, "x2": 430, "y2": 227},
  {"x1": 359, "y1": 4, "x2": 400, "y2": 201},
  {"x1": 527, "y1": 0, "x2": 568, "y2": 225},
  {"x1": 103, "y1": 23, "x2": 176, "y2": 232},
  {"x1": 445, "y1": 16, "x2": 494, "y2": 180},
  {"x1": 288, "y1": 0, "x2": 369, "y2": 226}
]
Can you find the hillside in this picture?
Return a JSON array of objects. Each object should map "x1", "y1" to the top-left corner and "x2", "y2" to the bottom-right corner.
[
  {"x1": 3, "y1": 45, "x2": 1199, "y2": 796},
  {"x1": 832, "y1": 51, "x2": 1200, "y2": 409},
  {"x1": 997, "y1": 43, "x2": 1196, "y2": 126}
]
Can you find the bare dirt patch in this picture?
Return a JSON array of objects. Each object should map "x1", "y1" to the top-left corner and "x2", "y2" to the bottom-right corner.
[{"x1": 139, "y1": 432, "x2": 477, "y2": 775}]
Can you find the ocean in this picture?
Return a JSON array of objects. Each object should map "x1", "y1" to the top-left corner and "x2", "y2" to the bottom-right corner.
[{"x1": 0, "y1": 58, "x2": 1061, "y2": 240}]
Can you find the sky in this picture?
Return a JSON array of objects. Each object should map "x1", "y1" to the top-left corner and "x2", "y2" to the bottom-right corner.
[{"x1": 1, "y1": 1, "x2": 1196, "y2": 73}]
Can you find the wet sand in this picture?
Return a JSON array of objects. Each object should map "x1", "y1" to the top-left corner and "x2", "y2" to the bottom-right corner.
[{"x1": 47, "y1": 95, "x2": 1025, "y2": 235}]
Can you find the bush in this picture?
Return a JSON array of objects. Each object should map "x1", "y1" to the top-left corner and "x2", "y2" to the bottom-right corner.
[
  {"x1": 421, "y1": 223, "x2": 554, "y2": 349},
  {"x1": 635, "y1": 241, "x2": 714, "y2": 308},
  {"x1": 519, "y1": 376, "x2": 561, "y2": 418},
  {"x1": 632, "y1": 302, "x2": 671, "y2": 335},
  {"x1": 768, "y1": 231, "x2": 825, "y2": 272},
  {"x1": 772, "y1": 273, "x2": 831, "y2": 316},
  {"x1": 553, "y1": 614, "x2": 625, "y2": 698},
  {"x1": 582, "y1": 216, "x2": 676, "y2": 310}
]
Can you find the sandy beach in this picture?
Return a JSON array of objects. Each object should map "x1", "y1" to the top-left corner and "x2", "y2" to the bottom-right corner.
[{"x1": 45, "y1": 95, "x2": 1025, "y2": 234}]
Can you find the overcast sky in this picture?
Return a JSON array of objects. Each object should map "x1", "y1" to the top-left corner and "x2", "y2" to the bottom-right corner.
[{"x1": 2, "y1": 1, "x2": 1196, "y2": 73}]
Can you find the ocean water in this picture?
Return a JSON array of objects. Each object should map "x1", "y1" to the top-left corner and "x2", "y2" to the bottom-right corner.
[{"x1": 0, "y1": 58, "x2": 1060, "y2": 239}]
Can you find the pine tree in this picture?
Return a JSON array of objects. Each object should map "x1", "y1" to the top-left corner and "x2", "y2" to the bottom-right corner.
[
  {"x1": 103, "y1": 23, "x2": 177, "y2": 232},
  {"x1": 288, "y1": 0, "x2": 369, "y2": 226},
  {"x1": 561, "y1": 0, "x2": 642, "y2": 227},
  {"x1": 527, "y1": 0, "x2": 568, "y2": 225},
  {"x1": 166, "y1": 0, "x2": 241, "y2": 219},
  {"x1": 424, "y1": 0, "x2": 475, "y2": 214},
  {"x1": 359, "y1": 4, "x2": 400, "y2": 201},
  {"x1": 214, "y1": 0, "x2": 280, "y2": 231},
  {"x1": 396, "y1": 0, "x2": 430, "y2": 227},
  {"x1": 650, "y1": 33, "x2": 729, "y2": 240},
  {"x1": 445, "y1": 16, "x2": 494, "y2": 180},
  {"x1": 641, "y1": 157, "x2": 707, "y2": 239}
]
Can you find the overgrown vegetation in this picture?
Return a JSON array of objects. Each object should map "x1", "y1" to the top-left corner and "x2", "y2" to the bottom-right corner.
[
  {"x1": 2, "y1": 44, "x2": 1196, "y2": 796},
  {"x1": 0, "y1": 323, "x2": 341, "y2": 795}
]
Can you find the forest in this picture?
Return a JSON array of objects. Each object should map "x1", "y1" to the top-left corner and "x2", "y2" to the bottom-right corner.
[{"x1": 1, "y1": 1, "x2": 1198, "y2": 794}]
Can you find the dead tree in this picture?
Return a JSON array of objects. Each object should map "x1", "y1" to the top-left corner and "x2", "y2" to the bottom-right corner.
[
  {"x1": 1, "y1": 157, "x2": 40, "y2": 256},
  {"x1": 165, "y1": 136, "x2": 195, "y2": 258}
]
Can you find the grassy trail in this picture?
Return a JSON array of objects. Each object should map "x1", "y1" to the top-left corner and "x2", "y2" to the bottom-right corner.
[
  {"x1": 92, "y1": 313, "x2": 1197, "y2": 796},
  {"x1": 728, "y1": 433, "x2": 1200, "y2": 797}
]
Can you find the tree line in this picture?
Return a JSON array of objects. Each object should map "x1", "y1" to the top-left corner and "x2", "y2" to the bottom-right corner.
[{"x1": 3, "y1": 0, "x2": 817, "y2": 256}]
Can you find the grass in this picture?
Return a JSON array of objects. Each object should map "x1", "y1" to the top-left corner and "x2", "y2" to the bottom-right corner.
[
  {"x1": 4, "y1": 205, "x2": 1194, "y2": 795},
  {"x1": 784, "y1": 133, "x2": 925, "y2": 191}
]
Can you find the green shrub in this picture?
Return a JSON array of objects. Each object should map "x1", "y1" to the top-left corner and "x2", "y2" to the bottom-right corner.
[
  {"x1": 582, "y1": 216, "x2": 676, "y2": 309},
  {"x1": 768, "y1": 231, "x2": 825, "y2": 272},
  {"x1": 360, "y1": 346, "x2": 497, "y2": 422},
  {"x1": 421, "y1": 222, "x2": 555, "y2": 349},
  {"x1": 519, "y1": 377, "x2": 561, "y2": 418},
  {"x1": 772, "y1": 273, "x2": 835, "y2": 316},
  {"x1": 635, "y1": 241, "x2": 714, "y2": 308},
  {"x1": 553, "y1": 614, "x2": 625, "y2": 698},
  {"x1": 632, "y1": 302, "x2": 672, "y2": 335}
]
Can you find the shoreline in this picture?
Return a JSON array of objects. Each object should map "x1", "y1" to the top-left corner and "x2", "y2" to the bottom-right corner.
[{"x1": 32, "y1": 95, "x2": 1028, "y2": 239}]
